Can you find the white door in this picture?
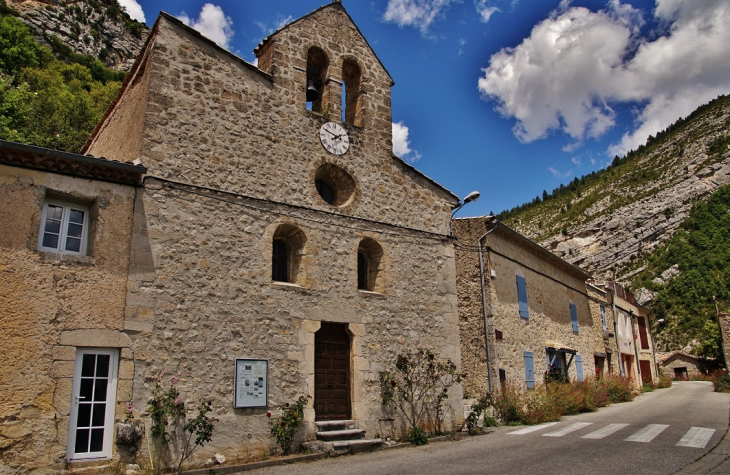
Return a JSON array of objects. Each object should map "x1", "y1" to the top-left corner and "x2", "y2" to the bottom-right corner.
[{"x1": 67, "y1": 349, "x2": 118, "y2": 460}]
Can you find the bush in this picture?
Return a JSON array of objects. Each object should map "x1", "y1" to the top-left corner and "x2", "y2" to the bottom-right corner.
[
  {"x1": 268, "y1": 395, "x2": 309, "y2": 455},
  {"x1": 657, "y1": 374, "x2": 673, "y2": 388},
  {"x1": 642, "y1": 383, "x2": 654, "y2": 393},
  {"x1": 492, "y1": 375, "x2": 635, "y2": 426},
  {"x1": 712, "y1": 370, "x2": 730, "y2": 393},
  {"x1": 406, "y1": 426, "x2": 428, "y2": 446}
]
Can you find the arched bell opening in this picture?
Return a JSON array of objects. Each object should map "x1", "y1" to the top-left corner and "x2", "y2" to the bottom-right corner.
[{"x1": 306, "y1": 47, "x2": 329, "y2": 113}]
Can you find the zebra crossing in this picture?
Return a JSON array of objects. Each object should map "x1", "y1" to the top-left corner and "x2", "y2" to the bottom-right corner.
[{"x1": 507, "y1": 421, "x2": 716, "y2": 448}]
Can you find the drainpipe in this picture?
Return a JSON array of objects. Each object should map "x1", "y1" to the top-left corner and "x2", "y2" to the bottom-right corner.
[
  {"x1": 478, "y1": 220, "x2": 499, "y2": 394},
  {"x1": 612, "y1": 290, "x2": 625, "y2": 377},
  {"x1": 647, "y1": 314, "x2": 659, "y2": 381},
  {"x1": 630, "y1": 311, "x2": 642, "y2": 384}
]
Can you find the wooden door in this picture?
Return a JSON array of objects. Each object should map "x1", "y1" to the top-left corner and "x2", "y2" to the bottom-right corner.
[
  {"x1": 314, "y1": 323, "x2": 350, "y2": 420},
  {"x1": 639, "y1": 360, "x2": 653, "y2": 384}
]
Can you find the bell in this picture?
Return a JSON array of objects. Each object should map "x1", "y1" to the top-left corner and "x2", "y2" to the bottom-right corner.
[{"x1": 306, "y1": 79, "x2": 320, "y2": 102}]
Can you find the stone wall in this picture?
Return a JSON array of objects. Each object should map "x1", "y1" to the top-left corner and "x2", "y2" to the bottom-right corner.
[
  {"x1": 659, "y1": 353, "x2": 703, "y2": 379},
  {"x1": 0, "y1": 164, "x2": 136, "y2": 472},
  {"x1": 454, "y1": 218, "x2": 604, "y2": 396}
]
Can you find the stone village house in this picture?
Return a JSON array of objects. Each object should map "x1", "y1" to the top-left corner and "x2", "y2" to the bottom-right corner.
[
  {"x1": 0, "y1": 2, "x2": 465, "y2": 471},
  {"x1": 0, "y1": 140, "x2": 146, "y2": 470},
  {"x1": 453, "y1": 216, "x2": 656, "y2": 395}
]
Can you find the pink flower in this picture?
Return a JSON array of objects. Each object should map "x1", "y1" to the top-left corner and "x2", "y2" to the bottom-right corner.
[
  {"x1": 174, "y1": 397, "x2": 181, "y2": 405},
  {"x1": 170, "y1": 376, "x2": 179, "y2": 384},
  {"x1": 266, "y1": 411, "x2": 272, "y2": 417}
]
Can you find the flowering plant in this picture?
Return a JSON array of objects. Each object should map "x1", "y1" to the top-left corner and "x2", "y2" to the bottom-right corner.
[
  {"x1": 145, "y1": 371, "x2": 216, "y2": 474},
  {"x1": 268, "y1": 395, "x2": 309, "y2": 455}
]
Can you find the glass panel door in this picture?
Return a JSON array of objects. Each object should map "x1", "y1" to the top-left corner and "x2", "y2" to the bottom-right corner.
[{"x1": 68, "y1": 349, "x2": 118, "y2": 460}]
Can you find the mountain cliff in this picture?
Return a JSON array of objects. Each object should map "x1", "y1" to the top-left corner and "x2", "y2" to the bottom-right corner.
[
  {"x1": 501, "y1": 94, "x2": 730, "y2": 282},
  {"x1": 4, "y1": 0, "x2": 148, "y2": 70}
]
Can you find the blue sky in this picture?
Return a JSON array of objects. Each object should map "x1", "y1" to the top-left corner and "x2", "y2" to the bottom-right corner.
[{"x1": 123, "y1": 0, "x2": 730, "y2": 217}]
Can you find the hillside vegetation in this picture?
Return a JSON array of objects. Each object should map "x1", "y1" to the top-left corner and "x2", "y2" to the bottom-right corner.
[
  {"x1": 629, "y1": 185, "x2": 729, "y2": 360},
  {"x1": 0, "y1": 15, "x2": 122, "y2": 152}
]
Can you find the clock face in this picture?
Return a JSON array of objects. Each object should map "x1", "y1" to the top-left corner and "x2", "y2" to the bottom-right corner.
[{"x1": 319, "y1": 122, "x2": 350, "y2": 155}]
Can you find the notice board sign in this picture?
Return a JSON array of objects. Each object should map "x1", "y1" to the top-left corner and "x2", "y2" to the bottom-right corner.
[{"x1": 234, "y1": 359, "x2": 268, "y2": 408}]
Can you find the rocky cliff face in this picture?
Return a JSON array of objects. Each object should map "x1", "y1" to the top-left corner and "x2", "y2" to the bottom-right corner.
[
  {"x1": 504, "y1": 95, "x2": 730, "y2": 283},
  {"x1": 7, "y1": 0, "x2": 148, "y2": 70}
]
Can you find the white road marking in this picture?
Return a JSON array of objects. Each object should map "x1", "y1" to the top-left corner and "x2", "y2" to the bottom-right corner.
[
  {"x1": 676, "y1": 427, "x2": 716, "y2": 448},
  {"x1": 543, "y1": 422, "x2": 593, "y2": 437},
  {"x1": 507, "y1": 422, "x2": 559, "y2": 435},
  {"x1": 625, "y1": 424, "x2": 669, "y2": 443},
  {"x1": 581, "y1": 423, "x2": 630, "y2": 439}
]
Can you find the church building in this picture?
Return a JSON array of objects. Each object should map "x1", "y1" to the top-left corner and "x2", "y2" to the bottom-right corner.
[{"x1": 77, "y1": 0, "x2": 463, "y2": 466}]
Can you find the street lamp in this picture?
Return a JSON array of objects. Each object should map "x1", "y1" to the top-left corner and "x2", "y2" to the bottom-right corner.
[{"x1": 451, "y1": 191, "x2": 481, "y2": 219}]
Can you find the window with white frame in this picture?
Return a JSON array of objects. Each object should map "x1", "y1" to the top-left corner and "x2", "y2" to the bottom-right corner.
[
  {"x1": 600, "y1": 305, "x2": 607, "y2": 332},
  {"x1": 38, "y1": 200, "x2": 89, "y2": 255}
]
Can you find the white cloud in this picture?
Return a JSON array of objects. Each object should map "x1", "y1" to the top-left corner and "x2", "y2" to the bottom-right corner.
[
  {"x1": 571, "y1": 156, "x2": 582, "y2": 165},
  {"x1": 178, "y1": 4, "x2": 234, "y2": 49},
  {"x1": 392, "y1": 122, "x2": 422, "y2": 162},
  {"x1": 549, "y1": 166, "x2": 572, "y2": 178},
  {"x1": 478, "y1": 0, "x2": 730, "y2": 157},
  {"x1": 383, "y1": 0, "x2": 459, "y2": 34},
  {"x1": 475, "y1": 1, "x2": 499, "y2": 22},
  {"x1": 118, "y1": 0, "x2": 145, "y2": 23},
  {"x1": 255, "y1": 15, "x2": 294, "y2": 35}
]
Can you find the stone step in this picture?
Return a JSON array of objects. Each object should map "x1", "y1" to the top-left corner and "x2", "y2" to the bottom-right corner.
[
  {"x1": 332, "y1": 438, "x2": 384, "y2": 455},
  {"x1": 315, "y1": 420, "x2": 356, "y2": 431},
  {"x1": 316, "y1": 428, "x2": 366, "y2": 441}
]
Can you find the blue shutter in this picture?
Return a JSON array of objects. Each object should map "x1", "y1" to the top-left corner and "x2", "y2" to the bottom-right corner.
[
  {"x1": 524, "y1": 351, "x2": 535, "y2": 388},
  {"x1": 576, "y1": 355, "x2": 584, "y2": 381},
  {"x1": 570, "y1": 303, "x2": 579, "y2": 333},
  {"x1": 516, "y1": 275, "x2": 529, "y2": 319}
]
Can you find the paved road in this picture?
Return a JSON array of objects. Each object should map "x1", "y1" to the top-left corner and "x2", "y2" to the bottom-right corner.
[{"x1": 248, "y1": 382, "x2": 729, "y2": 475}]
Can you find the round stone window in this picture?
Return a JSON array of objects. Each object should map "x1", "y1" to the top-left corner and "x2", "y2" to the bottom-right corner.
[{"x1": 314, "y1": 163, "x2": 356, "y2": 207}]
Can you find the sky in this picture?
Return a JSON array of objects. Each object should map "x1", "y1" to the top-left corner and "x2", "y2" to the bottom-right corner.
[{"x1": 120, "y1": 0, "x2": 730, "y2": 217}]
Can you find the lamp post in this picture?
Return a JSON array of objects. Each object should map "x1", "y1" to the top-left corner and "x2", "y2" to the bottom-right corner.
[{"x1": 449, "y1": 191, "x2": 480, "y2": 237}]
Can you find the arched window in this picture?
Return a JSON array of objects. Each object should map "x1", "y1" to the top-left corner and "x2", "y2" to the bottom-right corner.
[
  {"x1": 272, "y1": 224, "x2": 306, "y2": 284},
  {"x1": 306, "y1": 47, "x2": 329, "y2": 113},
  {"x1": 342, "y1": 59, "x2": 362, "y2": 126},
  {"x1": 357, "y1": 238, "x2": 383, "y2": 292}
]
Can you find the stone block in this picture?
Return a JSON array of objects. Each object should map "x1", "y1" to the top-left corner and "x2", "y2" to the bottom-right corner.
[
  {"x1": 118, "y1": 360, "x2": 135, "y2": 380},
  {"x1": 60, "y1": 329, "x2": 132, "y2": 348},
  {"x1": 50, "y1": 361, "x2": 75, "y2": 378},
  {"x1": 52, "y1": 346, "x2": 76, "y2": 361},
  {"x1": 124, "y1": 320, "x2": 154, "y2": 334}
]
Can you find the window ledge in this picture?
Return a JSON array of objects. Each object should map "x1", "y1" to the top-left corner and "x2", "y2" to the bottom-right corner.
[
  {"x1": 358, "y1": 289, "x2": 385, "y2": 299},
  {"x1": 270, "y1": 281, "x2": 309, "y2": 293},
  {"x1": 39, "y1": 251, "x2": 94, "y2": 266}
]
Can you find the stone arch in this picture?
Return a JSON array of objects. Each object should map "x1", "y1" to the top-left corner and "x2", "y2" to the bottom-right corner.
[
  {"x1": 306, "y1": 47, "x2": 330, "y2": 113},
  {"x1": 272, "y1": 223, "x2": 307, "y2": 284},
  {"x1": 342, "y1": 58, "x2": 363, "y2": 126},
  {"x1": 357, "y1": 237, "x2": 384, "y2": 292}
]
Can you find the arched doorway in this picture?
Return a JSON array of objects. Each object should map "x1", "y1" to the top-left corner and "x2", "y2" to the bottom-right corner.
[{"x1": 314, "y1": 322, "x2": 350, "y2": 420}]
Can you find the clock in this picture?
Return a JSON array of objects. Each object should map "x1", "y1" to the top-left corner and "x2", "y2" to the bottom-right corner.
[{"x1": 319, "y1": 121, "x2": 350, "y2": 155}]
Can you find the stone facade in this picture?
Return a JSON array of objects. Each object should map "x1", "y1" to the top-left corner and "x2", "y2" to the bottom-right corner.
[
  {"x1": 657, "y1": 352, "x2": 706, "y2": 379},
  {"x1": 82, "y1": 3, "x2": 462, "y2": 468},
  {"x1": 0, "y1": 141, "x2": 144, "y2": 472},
  {"x1": 454, "y1": 217, "x2": 607, "y2": 395},
  {"x1": 608, "y1": 282, "x2": 658, "y2": 387}
]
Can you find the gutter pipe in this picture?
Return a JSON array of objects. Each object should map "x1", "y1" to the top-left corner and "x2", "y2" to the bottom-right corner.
[{"x1": 478, "y1": 219, "x2": 499, "y2": 394}]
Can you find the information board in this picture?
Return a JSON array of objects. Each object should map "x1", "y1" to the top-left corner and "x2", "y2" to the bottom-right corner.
[{"x1": 234, "y1": 359, "x2": 268, "y2": 408}]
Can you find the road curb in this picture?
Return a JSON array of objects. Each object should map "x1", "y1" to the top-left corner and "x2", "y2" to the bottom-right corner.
[
  {"x1": 676, "y1": 405, "x2": 730, "y2": 474},
  {"x1": 182, "y1": 431, "x2": 473, "y2": 474}
]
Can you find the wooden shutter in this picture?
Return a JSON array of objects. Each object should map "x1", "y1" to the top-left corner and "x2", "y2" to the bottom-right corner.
[
  {"x1": 516, "y1": 275, "x2": 529, "y2": 319},
  {"x1": 576, "y1": 355, "x2": 584, "y2": 381},
  {"x1": 570, "y1": 303, "x2": 579, "y2": 333},
  {"x1": 637, "y1": 317, "x2": 649, "y2": 349},
  {"x1": 524, "y1": 351, "x2": 535, "y2": 388}
]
